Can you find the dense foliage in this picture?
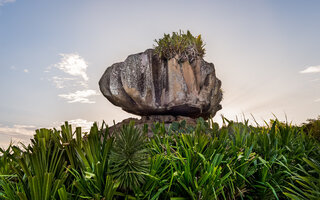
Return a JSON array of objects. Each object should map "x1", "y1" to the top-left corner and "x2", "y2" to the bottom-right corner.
[
  {"x1": 154, "y1": 30, "x2": 205, "y2": 63},
  {"x1": 302, "y1": 116, "x2": 320, "y2": 141},
  {"x1": 0, "y1": 117, "x2": 320, "y2": 200}
]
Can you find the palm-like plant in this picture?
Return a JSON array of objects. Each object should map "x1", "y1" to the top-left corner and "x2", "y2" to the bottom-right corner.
[
  {"x1": 1, "y1": 117, "x2": 320, "y2": 199},
  {"x1": 69, "y1": 122, "x2": 119, "y2": 199},
  {"x1": 0, "y1": 143, "x2": 23, "y2": 176},
  {"x1": 284, "y1": 158, "x2": 320, "y2": 200},
  {"x1": 0, "y1": 128, "x2": 69, "y2": 200},
  {"x1": 109, "y1": 121, "x2": 149, "y2": 194}
]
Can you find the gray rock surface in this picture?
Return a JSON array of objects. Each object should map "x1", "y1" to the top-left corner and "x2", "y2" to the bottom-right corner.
[{"x1": 99, "y1": 49, "x2": 222, "y2": 119}]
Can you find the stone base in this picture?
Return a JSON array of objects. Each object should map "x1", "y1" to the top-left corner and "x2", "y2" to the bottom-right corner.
[{"x1": 108, "y1": 115, "x2": 197, "y2": 136}]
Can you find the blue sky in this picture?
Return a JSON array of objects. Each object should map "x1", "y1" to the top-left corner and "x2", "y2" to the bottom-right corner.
[{"x1": 0, "y1": 0, "x2": 319, "y2": 147}]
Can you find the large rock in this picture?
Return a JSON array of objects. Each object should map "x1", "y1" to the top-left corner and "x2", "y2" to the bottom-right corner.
[{"x1": 99, "y1": 49, "x2": 222, "y2": 119}]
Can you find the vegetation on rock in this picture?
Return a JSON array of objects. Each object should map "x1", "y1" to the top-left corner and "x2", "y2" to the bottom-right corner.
[
  {"x1": 0, "y1": 117, "x2": 320, "y2": 199},
  {"x1": 154, "y1": 30, "x2": 205, "y2": 63}
]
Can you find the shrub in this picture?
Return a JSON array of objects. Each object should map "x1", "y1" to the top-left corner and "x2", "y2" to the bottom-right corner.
[
  {"x1": 303, "y1": 115, "x2": 320, "y2": 141},
  {"x1": 284, "y1": 158, "x2": 320, "y2": 200},
  {"x1": 109, "y1": 122, "x2": 149, "y2": 193},
  {"x1": 0, "y1": 118, "x2": 319, "y2": 199},
  {"x1": 154, "y1": 30, "x2": 205, "y2": 63}
]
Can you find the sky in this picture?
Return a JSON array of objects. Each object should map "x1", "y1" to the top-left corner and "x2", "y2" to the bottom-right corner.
[{"x1": 0, "y1": 0, "x2": 319, "y2": 147}]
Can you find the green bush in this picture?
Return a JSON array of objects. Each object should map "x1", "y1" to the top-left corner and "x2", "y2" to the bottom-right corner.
[
  {"x1": 154, "y1": 30, "x2": 205, "y2": 63},
  {"x1": 0, "y1": 117, "x2": 319, "y2": 199},
  {"x1": 284, "y1": 158, "x2": 320, "y2": 200},
  {"x1": 303, "y1": 115, "x2": 320, "y2": 141},
  {"x1": 109, "y1": 122, "x2": 149, "y2": 193}
]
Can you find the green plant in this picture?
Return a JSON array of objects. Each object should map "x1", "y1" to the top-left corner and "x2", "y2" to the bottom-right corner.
[
  {"x1": 154, "y1": 30, "x2": 205, "y2": 63},
  {"x1": 109, "y1": 121, "x2": 149, "y2": 194},
  {"x1": 1, "y1": 117, "x2": 320, "y2": 199},
  {"x1": 0, "y1": 143, "x2": 23, "y2": 176},
  {"x1": 284, "y1": 158, "x2": 320, "y2": 200},
  {"x1": 303, "y1": 115, "x2": 320, "y2": 141},
  {"x1": 142, "y1": 129, "x2": 233, "y2": 200},
  {"x1": 69, "y1": 122, "x2": 120, "y2": 199},
  {"x1": 0, "y1": 128, "x2": 69, "y2": 200}
]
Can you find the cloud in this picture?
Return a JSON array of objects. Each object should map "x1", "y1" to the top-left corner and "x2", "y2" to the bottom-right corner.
[
  {"x1": 47, "y1": 53, "x2": 90, "y2": 88},
  {"x1": 69, "y1": 119, "x2": 94, "y2": 132},
  {"x1": 0, "y1": 124, "x2": 36, "y2": 148},
  {"x1": 315, "y1": 98, "x2": 320, "y2": 102},
  {"x1": 0, "y1": 119, "x2": 96, "y2": 148},
  {"x1": 58, "y1": 89, "x2": 98, "y2": 103},
  {"x1": 10, "y1": 66, "x2": 16, "y2": 70},
  {"x1": 23, "y1": 69, "x2": 29, "y2": 73},
  {"x1": 310, "y1": 78, "x2": 319, "y2": 82},
  {"x1": 50, "y1": 76, "x2": 77, "y2": 89},
  {"x1": 0, "y1": 0, "x2": 15, "y2": 6},
  {"x1": 300, "y1": 65, "x2": 320, "y2": 74},
  {"x1": 0, "y1": 124, "x2": 36, "y2": 137},
  {"x1": 47, "y1": 53, "x2": 99, "y2": 103},
  {"x1": 52, "y1": 119, "x2": 94, "y2": 134},
  {"x1": 55, "y1": 53, "x2": 89, "y2": 81}
]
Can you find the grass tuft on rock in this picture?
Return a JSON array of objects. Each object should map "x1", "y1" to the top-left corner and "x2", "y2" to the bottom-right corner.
[{"x1": 154, "y1": 30, "x2": 205, "y2": 63}]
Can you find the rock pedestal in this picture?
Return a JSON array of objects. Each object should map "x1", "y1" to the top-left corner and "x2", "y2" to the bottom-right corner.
[
  {"x1": 108, "y1": 115, "x2": 198, "y2": 137},
  {"x1": 99, "y1": 49, "x2": 222, "y2": 120}
]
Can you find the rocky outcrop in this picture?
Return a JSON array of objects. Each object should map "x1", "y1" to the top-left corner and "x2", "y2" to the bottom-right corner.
[
  {"x1": 108, "y1": 115, "x2": 198, "y2": 137},
  {"x1": 99, "y1": 49, "x2": 222, "y2": 119}
]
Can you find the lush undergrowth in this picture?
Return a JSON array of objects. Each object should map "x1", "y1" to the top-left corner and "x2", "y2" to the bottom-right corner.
[{"x1": 0, "y1": 117, "x2": 319, "y2": 200}]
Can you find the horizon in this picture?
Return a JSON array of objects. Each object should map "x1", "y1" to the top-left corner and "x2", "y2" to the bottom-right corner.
[{"x1": 0, "y1": 0, "x2": 319, "y2": 147}]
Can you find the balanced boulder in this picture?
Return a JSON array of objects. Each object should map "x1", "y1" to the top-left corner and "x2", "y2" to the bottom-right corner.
[{"x1": 99, "y1": 49, "x2": 222, "y2": 119}]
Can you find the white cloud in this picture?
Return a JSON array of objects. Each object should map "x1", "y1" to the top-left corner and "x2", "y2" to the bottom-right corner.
[
  {"x1": 47, "y1": 53, "x2": 99, "y2": 103},
  {"x1": 300, "y1": 65, "x2": 320, "y2": 74},
  {"x1": 58, "y1": 89, "x2": 98, "y2": 103},
  {"x1": 47, "y1": 54, "x2": 90, "y2": 89},
  {"x1": 315, "y1": 98, "x2": 320, "y2": 102},
  {"x1": 0, "y1": 124, "x2": 36, "y2": 137},
  {"x1": 75, "y1": 80, "x2": 89, "y2": 88},
  {"x1": 50, "y1": 76, "x2": 77, "y2": 89},
  {"x1": 0, "y1": 0, "x2": 15, "y2": 6},
  {"x1": 10, "y1": 66, "x2": 16, "y2": 70},
  {"x1": 0, "y1": 124, "x2": 35, "y2": 148},
  {"x1": 310, "y1": 78, "x2": 319, "y2": 82},
  {"x1": 23, "y1": 69, "x2": 29, "y2": 73},
  {"x1": 55, "y1": 53, "x2": 89, "y2": 81},
  {"x1": 52, "y1": 119, "x2": 94, "y2": 133},
  {"x1": 69, "y1": 119, "x2": 94, "y2": 132}
]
